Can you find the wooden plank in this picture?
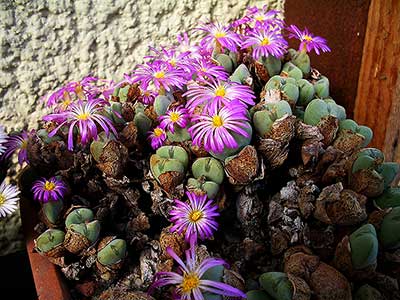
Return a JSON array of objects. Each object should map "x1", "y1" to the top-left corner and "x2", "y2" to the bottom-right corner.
[
  {"x1": 284, "y1": 0, "x2": 371, "y2": 118},
  {"x1": 354, "y1": 0, "x2": 400, "y2": 162}
]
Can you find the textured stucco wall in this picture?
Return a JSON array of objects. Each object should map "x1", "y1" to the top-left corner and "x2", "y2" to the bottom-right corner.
[
  {"x1": 0, "y1": 0, "x2": 283, "y2": 131},
  {"x1": 0, "y1": 0, "x2": 283, "y2": 255}
]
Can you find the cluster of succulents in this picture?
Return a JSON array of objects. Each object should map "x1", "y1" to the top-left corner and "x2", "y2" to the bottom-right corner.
[{"x1": 0, "y1": 4, "x2": 399, "y2": 300}]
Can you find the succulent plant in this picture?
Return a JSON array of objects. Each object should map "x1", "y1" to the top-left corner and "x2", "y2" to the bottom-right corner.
[
  {"x1": 35, "y1": 228, "x2": 65, "y2": 257},
  {"x1": 354, "y1": 284, "x2": 382, "y2": 300},
  {"x1": 105, "y1": 101, "x2": 125, "y2": 124},
  {"x1": 281, "y1": 62, "x2": 303, "y2": 80},
  {"x1": 215, "y1": 53, "x2": 234, "y2": 73},
  {"x1": 230, "y1": 64, "x2": 253, "y2": 85},
  {"x1": 166, "y1": 126, "x2": 191, "y2": 142},
  {"x1": 290, "y1": 50, "x2": 311, "y2": 76},
  {"x1": 65, "y1": 207, "x2": 94, "y2": 229},
  {"x1": 246, "y1": 290, "x2": 273, "y2": 300},
  {"x1": 150, "y1": 155, "x2": 185, "y2": 181},
  {"x1": 41, "y1": 199, "x2": 64, "y2": 227},
  {"x1": 192, "y1": 157, "x2": 225, "y2": 185},
  {"x1": 90, "y1": 132, "x2": 116, "y2": 162},
  {"x1": 64, "y1": 220, "x2": 101, "y2": 254},
  {"x1": 349, "y1": 224, "x2": 378, "y2": 269},
  {"x1": 313, "y1": 76, "x2": 330, "y2": 98},
  {"x1": 339, "y1": 119, "x2": 373, "y2": 147},
  {"x1": 37, "y1": 128, "x2": 62, "y2": 144},
  {"x1": 259, "y1": 55, "x2": 282, "y2": 77},
  {"x1": 253, "y1": 101, "x2": 292, "y2": 137},
  {"x1": 379, "y1": 207, "x2": 400, "y2": 249},
  {"x1": 133, "y1": 111, "x2": 152, "y2": 139},
  {"x1": 97, "y1": 238, "x2": 127, "y2": 266},
  {"x1": 187, "y1": 177, "x2": 220, "y2": 199},
  {"x1": 304, "y1": 98, "x2": 346, "y2": 125},
  {"x1": 259, "y1": 272, "x2": 293, "y2": 300},
  {"x1": 373, "y1": 187, "x2": 400, "y2": 208},
  {"x1": 210, "y1": 126, "x2": 253, "y2": 161},
  {"x1": 154, "y1": 95, "x2": 172, "y2": 116},
  {"x1": 297, "y1": 79, "x2": 315, "y2": 106},
  {"x1": 156, "y1": 146, "x2": 189, "y2": 169},
  {"x1": 112, "y1": 84, "x2": 130, "y2": 102}
]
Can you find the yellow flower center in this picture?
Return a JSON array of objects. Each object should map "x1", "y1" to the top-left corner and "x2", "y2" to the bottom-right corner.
[
  {"x1": 255, "y1": 15, "x2": 265, "y2": 21},
  {"x1": 75, "y1": 85, "x2": 85, "y2": 100},
  {"x1": 44, "y1": 181, "x2": 56, "y2": 191},
  {"x1": 21, "y1": 140, "x2": 28, "y2": 149},
  {"x1": 214, "y1": 31, "x2": 226, "y2": 38},
  {"x1": 212, "y1": 115, "x2": 223, "y2": 127},
  {"x1": 189, "y1": 210, "x2": 203, "y2": 222},
  {"x1": 154, "y1": 128, "x2": 164, "y2": 137},
  {"x1": 200, "y1": 68, "x2": 207, "y2": 72},
  {"x1": 214, "y1": 86, "x2": 226, "y2": 97},
  {"x1": 77, "y1": 113, "x2": 90, "y2": 120},
  {"x1": 181, "y1": 273, "x2": 200, "y2": 293},
  {"x1": 304, "y1": 35, "x2": 313, "y2": 42},
  {"x1": 0, "y1": 194, "x2": 5, "y2": 205},
  {"x1": 169, "y1": 59, "x2": 176, "y2": 67},
  {"x1": 261, "y1": 37, "x2": 270, "y2": 46},
  {"x1": 62, "y1": 99, "x2": 72, "y2": 108},
  {"x1": 169, "y1": 112, "x2": 180, "y2": 122},
  {"x1": 154, "y1": 71, "x2": 165, "y2": 79}
]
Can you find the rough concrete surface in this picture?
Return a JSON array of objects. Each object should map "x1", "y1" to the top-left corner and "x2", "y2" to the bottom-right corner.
[{"x1": 0, "y1": 0, "x2": 283, "y2": 255}]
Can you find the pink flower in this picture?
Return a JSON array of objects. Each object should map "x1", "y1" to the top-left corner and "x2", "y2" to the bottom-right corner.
[
  {"x1": 2, "y1": 131, "x2": 31, "y2": 165},
  {"x1": 189, "y1": 101, "x2": 251, "y2": 153},
  {"x1": 129, "y1": 61, "x2": 186, "y2": 93},
  {"x1": 148, "y1": 126, "x2": 166, "y2": 149},
  {"x1": 287, "y1": 25, "x2": 331, "y2": 55},
  {"x1": 169, "y1": 192, "x2": 219, "y2": 242},
  {"x1": 184, "y1": 79, "x2": 255, "y2": 112},
  {"x1": 31, "y1": 176, "x2": 67, "y2": 203},
  {"x1": 192, "y1": 59, "x2": 229, "y2": 82},
  {"x1": 196, "y1": 21, "x2": 242, "y2": 52},
  {"x1": 150, "y1": 236, "x2": 246, "y2": 300},
  {"x1": 241, "y1": 26, "x2": 288, "y2": 59},
  {"x1": 159, "y1": 106, "x2": 189, "y2": 133},
  {"x1": 43, "y1": 99, "x2": 117, "y2": 151}
]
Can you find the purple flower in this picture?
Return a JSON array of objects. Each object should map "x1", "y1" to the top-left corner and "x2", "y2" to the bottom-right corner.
[
  {"x1": 139, "y1": 88, "x2": 158, "y2": 105},
  {"x1": 159, "y1": 106, "x2": 189, "y2": 133},
  {"x1": 129, "y1": 61, "x2": 186, "y2": 93},
  {"x1": 241, "y1": 26, "x2": 288, "y2": 59},
  {"x1": 192, "y1": 59, "x2": 229, "y2": 82},
  {"x1": 150, "y1": 236, "x2": 246, "y2": 300},
  {"x1": 146, "y1": 46, "x2": 193, "y2": 74},
  {"x1": 233, "y1": 6, "x2": 283, "y2": 29},
  {"x1": 148, "y1": 126, "x2": 166, "y2": 149},
  {"x1": 184, "y1": 79, "x2": 255, "y2": 112},
  {"x1": 0, "y1": 180, "x2": 20, "y2": 218},
  {"x1": 196, "y1": 22, "x2": 242, "y2": 53},
  {"x1": 0, "y1": 126, "x2": 8, "y2": 156},
  {"x1": 189, "y1": 101, "x2": 250, "y2": 153},
  {"x1": 287, "y1": 25, "x2": 331, "y2": 55},
  {"x1": 2, "y1": 131, "x2": 30, "y2": 165},
  {"x1": 44, "y1": 80, "x2": 81, "y2": 108},
  {"x1": 169, "y1": 192, "x2": 219, "y2": 241},
  {"x1": 43, "y1": 99, "x2": 117, "y2": 151},
  {"x1": 176, "y1": 33, "x2": 202, "y2": 59},
  {"x1": 31, "y1": 176, "x2": 67, "y2": 203}
]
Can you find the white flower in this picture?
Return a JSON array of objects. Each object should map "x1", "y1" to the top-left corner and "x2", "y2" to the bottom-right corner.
[
  {"x1": 0, "y1": 180, "x2": 20, "y2": 218},
  {"x1": 0, "y1": 126, "x2": 8, "y2": 156}
]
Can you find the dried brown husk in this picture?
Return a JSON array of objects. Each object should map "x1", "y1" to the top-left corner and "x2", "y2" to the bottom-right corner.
[
  {"x1": 157, "y1": 171, "x2": 185, "y2": 196},
  {"x1": 317, "y1": 115, "x2": 339, "y2": 147},
  {"x1": 120, "y1": 122, "x2": 139, "y2": 149},
  {"x1": 97, "y1": 140, "x2": 129, "y2": 178},
  {"x1": 333, "y1": 129, "x2": 365, "y2": 155},
  {"x1": 288, "y1": 273, "x2": 312, "y2": 300},
  {"x1": 257, "y1": 138, "x2": 289, "y2": 169},
  {"x1": 349, "y1": 168, "x2": 385, "y2": 198},
  {"x1": 225, "y1": 145, "x2": 259, "y2": 185},
  {"x1": 159, "y1": 226, "x2": 185, "y2": 261},
  {"x1": 64, "y1": 228, "x2": 91, "y2": 255}
]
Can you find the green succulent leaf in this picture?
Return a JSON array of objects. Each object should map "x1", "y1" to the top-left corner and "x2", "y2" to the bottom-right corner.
[
  {"x1": 349, "y1": 224, "x2": 378, "y2": 269},
  {"x1": 259, "y1": 272, "x2": 293, "y2": 300}
]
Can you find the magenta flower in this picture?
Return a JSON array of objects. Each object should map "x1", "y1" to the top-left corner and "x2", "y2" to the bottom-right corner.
[
  {"x1": 148, "y1": 126, "x2": 166, "y2": 149},
  {"x1": 189, "y1": 101, "x2": 251, "y2": 153},
  {"x1": 31, "y1": 177, "x2": 67, "y2": 203},
  {"x1": 233, "y1": 6, "x2": 283, "y2": 29},
  {"x1": 169, "y1": 192, "x2": 219, "y2": 241},
  {"x1": 150, "y1": 235, "x2": 246, "y2": 300},
  {"x1": 129, "y1": 61, "x2": 186, "y2": 93},
  {"x1": 159, "y1": 106, "x2": 189, "y2": 133},
  {"x1": 139, "y1": 88, "x2": 158, "y2": 105},
  {"x1": 287, "y1": 25, "x2": 331, "y2": 55},
  {"x1": 146, "y1": 46, "x2": 192, "y2": 74},
  {"x1": 43, "y1": 99, "x2": 117, "y2": 151},
  {"x1": 2, "y1": 131, "x2": 30, "y2": 165},
  {"x1": 0, "y1": 126, "x2": 8, "y2": 156},
  {"x1": 242, "y1": 26, "x2": 288, "y2": 59},
  {"x1": 44, "y1": 80, "x2": 82, "y2": 108},
  {"x1": 196, "y1": 22, "x2": 242, "y2": 52},
  {"x1": 176, "y1": 33, "x2": 202, "y2": 59},
  {"x1": 192, "y1": 59, "x2": 229, "y2": 81},
  {"x1": 184, "y1": 79, "x2": 255, "y2": 112}
]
